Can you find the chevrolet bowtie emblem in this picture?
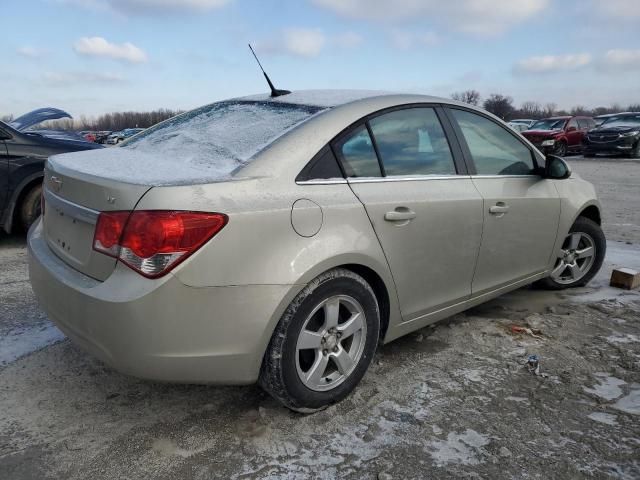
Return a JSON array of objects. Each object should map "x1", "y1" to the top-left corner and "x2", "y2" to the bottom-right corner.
[{"x1": 50, "y1": 176, "x2": 63, "y2": 192}]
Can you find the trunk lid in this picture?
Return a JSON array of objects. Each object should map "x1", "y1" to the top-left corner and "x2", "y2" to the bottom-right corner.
[
  {"x1": 43, "y1": 152, "x2": 151, "y2": 281},
  {"x1": 10, "y1": 107, "x2": 72, "y2": 131}
]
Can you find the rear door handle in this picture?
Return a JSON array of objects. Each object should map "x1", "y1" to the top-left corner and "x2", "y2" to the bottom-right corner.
[
  {"x1": 489, "y1": 202, "x2": 509, "y2": 215},
  {"x1": 384, "y1": 208, "x2": 416, "y2": 222}
]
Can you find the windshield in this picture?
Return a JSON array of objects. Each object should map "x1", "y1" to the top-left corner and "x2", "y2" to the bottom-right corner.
[
  {"x1": 530, "y1": 119, "x2": 567, "y2": 130},
  {"x1": 124, "y1": 100, "x2": 325, "y2": 168},
  {"x1": 600, "y1": 115, "x2": 640, "y2": 128}
]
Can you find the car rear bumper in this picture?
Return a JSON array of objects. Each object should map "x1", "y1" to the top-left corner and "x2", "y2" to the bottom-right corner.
[{"x1": 28, "y1": 218, "x2": 297, "y2": 384}]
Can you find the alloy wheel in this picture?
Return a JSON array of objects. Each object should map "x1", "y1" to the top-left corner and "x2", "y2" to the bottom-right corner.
[
  {"x1": 295, "y1": 295, "x2": 367, "y2": 392},
  {"x1": 550, "y1": 231, "x2": 596, "y2": 285}
]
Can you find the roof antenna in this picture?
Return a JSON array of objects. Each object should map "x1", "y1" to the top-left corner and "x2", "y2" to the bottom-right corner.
[{"x1": 248, "y1": 43, "x2": 291, "y2": 98}]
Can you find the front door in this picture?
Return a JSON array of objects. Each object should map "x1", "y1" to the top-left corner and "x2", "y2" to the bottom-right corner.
[
  {"x1": 334, "y1": 106, "x2": 484, "y2": 321},
  {"x1": 447, "y1": 107, "x2": 561, "y2": 295}
]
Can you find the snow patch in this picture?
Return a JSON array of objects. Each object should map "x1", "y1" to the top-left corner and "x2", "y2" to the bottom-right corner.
[
  {"x1": 587, "y1": 412, "x2": 619, "y2": 426},
  {"x1": 612, "y1": 390, "x2": 640, "y2": 415},
  {"x1": 0, "y1": 322, "x2": 66, "y2": 366},
  {"x1": 50, "y1": 101, "x2": 324, "y2": 186},
  {"x1": 583, "y1": 374, "x2": 626, "y2": 401},
  {"x1": 427, "y1": 429, "x2": 490, "y2": 466},
  {"x1": 607, "y1": 333, "x2": 640, "y2": 344}
]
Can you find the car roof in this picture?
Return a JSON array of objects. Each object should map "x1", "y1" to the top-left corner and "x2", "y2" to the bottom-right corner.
[{"x1": 236, "y1": 89, "x2": 452, "y2": 109}]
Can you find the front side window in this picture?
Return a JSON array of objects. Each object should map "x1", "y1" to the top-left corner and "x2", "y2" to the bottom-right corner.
[
  {"x1": 567, "y1": 118, "x2": 579, "y2": 130},
  {"x1": 369, "y1": 108, "x2": 456, "y2": 176},
  {"x1": 335, "y1": 126, "x2": 382, "y2": 177},
  {"x1": 451, "y1": 109, "x2": 535, "y2": 175}
]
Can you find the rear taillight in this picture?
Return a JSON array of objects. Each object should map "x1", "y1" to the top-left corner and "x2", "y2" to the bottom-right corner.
[{"x1": 93, "y1": 211, "x2": 228, "y2": 278}]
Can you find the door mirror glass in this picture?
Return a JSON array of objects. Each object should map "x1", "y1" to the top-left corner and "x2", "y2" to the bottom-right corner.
[
  {"x1": 545, "y1": 155, "x2": 571, "y2": 179},
  {"x1": 567, "y1": 126, "x2": 577, "y2": 132}
]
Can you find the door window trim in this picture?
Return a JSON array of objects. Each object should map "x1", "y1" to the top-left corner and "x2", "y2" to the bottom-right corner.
[
  {"x1": 442, "y1": 106, "x2": 544, "y2": 176},
  {"x1": 330, "y1": 103, "x2": 469, "y2": 182}
]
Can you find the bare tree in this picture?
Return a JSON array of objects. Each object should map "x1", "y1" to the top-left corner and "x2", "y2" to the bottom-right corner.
[
  {"x1": 519, "y1": 101, "x2": 543, "y2": 118},
  {"x1": 570, "y1": 105, "x2": 590, "y2": 116},
  {"x1": 451, "y1": 90, "x2": 481, "y2": 106},
  {"x1": 483, "y1": 94, "x2": 515, "y2": 120},
  {"x1": 543, "y1": 103, "x2": 557, "y2": 117}
]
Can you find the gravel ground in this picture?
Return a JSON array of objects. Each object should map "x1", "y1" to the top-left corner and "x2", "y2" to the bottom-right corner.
[{"x1": 1, "y1": 156, "x2": 639, "y2": 479}]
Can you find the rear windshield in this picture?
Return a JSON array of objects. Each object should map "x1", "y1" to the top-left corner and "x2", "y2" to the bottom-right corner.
[{"x1": 123, "y1": 100, "x2": 325, "y2": 173}]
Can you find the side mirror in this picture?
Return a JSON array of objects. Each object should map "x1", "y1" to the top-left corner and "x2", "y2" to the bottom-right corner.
[
  {"x1": 544, "y1": 155, "x2": 571, "y2": 180},
  {"x1": 567, "y1": 126, "x2": 577, "y2": 132}
]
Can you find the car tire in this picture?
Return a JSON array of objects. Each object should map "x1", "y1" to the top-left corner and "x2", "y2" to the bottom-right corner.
[
  {"x1": 628, "y1": 142, "x2": 640, "y2": 159},
  {"x1": 259, "y1": 268, "x2": 380, "y2": 412},
  {"x1": 554, "y1": 140, "x2": 567, "y2": 157},
  {"x1": 19, "y1": 183, "x2": 42, "y2": 232},
  {"x1": 537, "y1": 217, "x2": 606, "y2": 290}
]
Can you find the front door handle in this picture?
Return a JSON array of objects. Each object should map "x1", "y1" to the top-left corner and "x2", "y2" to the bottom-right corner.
[
  {"x1": 489, "y1": 202, "x2": 509, "y2": 215},
  {"x1": 384, "y1": 208, "x2": 416, "y2": 222}
]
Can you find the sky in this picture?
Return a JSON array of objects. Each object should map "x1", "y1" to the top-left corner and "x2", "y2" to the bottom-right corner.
[{"x1": 2, "y1": 0, "x2": 639, "y2": 117}]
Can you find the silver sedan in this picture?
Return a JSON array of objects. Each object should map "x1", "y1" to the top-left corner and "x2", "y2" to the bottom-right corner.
[{"x1": 28, "y1": 91, "x2": 605, "y2": 411}]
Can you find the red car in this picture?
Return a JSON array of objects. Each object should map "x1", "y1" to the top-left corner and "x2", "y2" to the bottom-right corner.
[{"x1": 522, "y1": 116, "x2": 596, "y2": 156}]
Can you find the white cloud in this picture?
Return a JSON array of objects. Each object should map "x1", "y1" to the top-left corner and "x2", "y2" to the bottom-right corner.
[
  {"x1": 17, "y1": 46, "x2": 46, "y2": 58},
  {"x1": 283, "y1": 28, "x2": 326, "y2": 58},
  {"x1": 43, "y1": 71, "x2": 127, "y2": 86},
  {"x1": 57, "y1": 0, "x2": 232, "y2": 14},
  {"x1": 514, "y1": 53, "x2": 592, "y2": 74},
  {"x1": 389, "y1": 30, "x2": 439, "y2": 50},
  {"x1": 311, "y1": 0, "x2": 549, "y2": 36},
  {"x1": 257, "y1": 29, "x2": 362, "y2": 58},
  {"x1": 73, "y1": 37, "x2": 148, "y2": 63},
  {"x1": 589, "y1": 0, "x2": 640, "y2": 19},
  {"x1": 601, "y1": 49, "x2": 640, "y2": 71}
]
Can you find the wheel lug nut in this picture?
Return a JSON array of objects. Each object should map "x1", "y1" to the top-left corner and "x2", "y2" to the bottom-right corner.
[
  {"x1": 333, "y1": 346, "x2": 339, "y2": 353},
  {"x1": 323, "y1": 349, "x2": 328, "y2": 355}
]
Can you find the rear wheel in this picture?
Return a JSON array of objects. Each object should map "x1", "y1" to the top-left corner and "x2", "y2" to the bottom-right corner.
[
  {"x1": 19, "y1": 183, "x2": 42, "y2": 232},
  {"x1": 537, "y1": 217, "x2": 605, "y2": 290},
  {"x1": 259, "y1": 268, "x2": 380, "y2": 412}
]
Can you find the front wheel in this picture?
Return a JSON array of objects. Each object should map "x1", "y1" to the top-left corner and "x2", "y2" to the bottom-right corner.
[
  {"x1": 537, "y1": 217, "x2": 606, "y2": 290},
  {"x1": 628, "y1": 142, "x2": 640, "y2": 159},
  {"x1": 554, "y1": 140, "x2": 567, "y2": 157},
  {"x1": 259, "y1": 268, "x2": 380, "y2": 412}
]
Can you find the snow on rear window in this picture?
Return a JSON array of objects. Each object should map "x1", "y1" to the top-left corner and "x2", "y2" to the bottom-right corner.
[{"x1": 123, "y1": 100, "x2": 325, "y2": 174}]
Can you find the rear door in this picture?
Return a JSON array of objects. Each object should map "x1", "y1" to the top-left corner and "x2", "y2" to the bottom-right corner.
[
  {"x1": 335, "y1": 106, "x2": 484, "y2": 321},
  {"x1": 446, "y1": 107, "x2": 560, "y2": 295}
]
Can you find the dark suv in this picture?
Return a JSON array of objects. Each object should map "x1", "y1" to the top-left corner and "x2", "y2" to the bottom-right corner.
[
  {"x1": 1, "y1": 109, "x2": 101, "y2": 233},
  {"x1": 522, "y1": 116, "x2": 595, "y2": 156},
  {"x1": 583, "y1": 113, "x2": 640, "y2": 158}
]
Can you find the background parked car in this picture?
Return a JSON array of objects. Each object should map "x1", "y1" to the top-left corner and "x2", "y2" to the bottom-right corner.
[
  {"x1": 0, "y1": 108, "x2": 102, "y2": 233},
  {"x1": 106, "y1": 128, "x2": 145, "y2": 145},
  {"x1": 521, "y1": 116, "x2": 595, "y2": 156},
  {"x1": 507, "y1": 119, "x2": 535, "y2": 132},
  {"x1": 583, "y1": 112, "x2": 640, "y2": 158},
  {"x1": 94, "y1": 131, "x2": 112, "y2": 144}
]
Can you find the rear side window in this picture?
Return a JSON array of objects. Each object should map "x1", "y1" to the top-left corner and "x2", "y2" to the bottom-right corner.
[
  {"x1": 369, "y1": 108, "x2": 456, "y2": 176},
  {"x1": 335, "y1": 126, "x2": 382, "y2": 177},
  {"x1": 450, "y1": 109, "x2": 535, "y2": 176}
]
